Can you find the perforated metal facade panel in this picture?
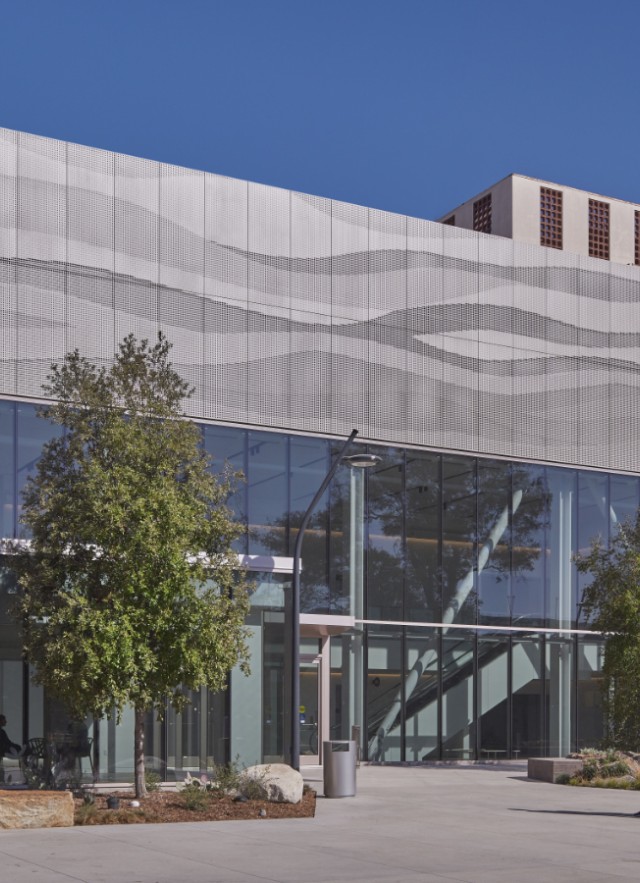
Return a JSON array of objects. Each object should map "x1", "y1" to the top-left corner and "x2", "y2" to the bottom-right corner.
[{"x1": 1, "y1": 128, "x2": 640, "y2": 473}]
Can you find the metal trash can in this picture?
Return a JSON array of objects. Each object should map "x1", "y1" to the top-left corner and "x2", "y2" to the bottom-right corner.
[{"x1": 323, "y1": 740, "x2": 356, "y2": 798}]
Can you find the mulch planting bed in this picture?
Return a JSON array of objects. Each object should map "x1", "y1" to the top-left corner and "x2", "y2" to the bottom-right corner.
[{"x1": 74, "y1": 787, "x2": 316, "y2": 825}]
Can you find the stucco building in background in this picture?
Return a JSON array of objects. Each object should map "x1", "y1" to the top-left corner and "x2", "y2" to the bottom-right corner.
[{"x1": 1, "y1": 128, "x2": 638, "y2": 780}]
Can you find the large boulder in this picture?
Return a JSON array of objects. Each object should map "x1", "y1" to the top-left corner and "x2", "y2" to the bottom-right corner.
[
  {"x1": 241, "y1": 764, "x2": 304, "y2": 804},
  {"x1": 0, "y1": 791, "x2": 74, "y2": 828}
]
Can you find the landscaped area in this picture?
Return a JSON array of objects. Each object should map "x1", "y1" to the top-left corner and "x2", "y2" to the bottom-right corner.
[
  {"x1": 73, "y1": 786, "x2": 316, "y2": 825},
  {"x1": 558, "y1": 750, "x2": 640, "y2": 790}
]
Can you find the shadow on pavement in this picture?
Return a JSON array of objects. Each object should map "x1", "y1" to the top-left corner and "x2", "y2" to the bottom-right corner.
[{"x1": 511, "y1": 807, "x2": 640, "y2": 818}]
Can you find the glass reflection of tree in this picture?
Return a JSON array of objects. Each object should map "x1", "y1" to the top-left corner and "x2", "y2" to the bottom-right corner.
[{"x1": 369, "y1": 459, "x2": 548, "y2": 759}]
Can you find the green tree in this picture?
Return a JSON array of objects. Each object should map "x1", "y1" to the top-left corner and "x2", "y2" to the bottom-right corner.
[
  {"x1": 577, "y1": 515, "x2": 640, "y2": 750},
  {"x1": 11, "y1": 334, "x2": 250, "y2": 797}
]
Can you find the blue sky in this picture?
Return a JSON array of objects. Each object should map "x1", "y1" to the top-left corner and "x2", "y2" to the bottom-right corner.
[{"x1": 1, "y1": 0, "x2": 638, "y2": 220}]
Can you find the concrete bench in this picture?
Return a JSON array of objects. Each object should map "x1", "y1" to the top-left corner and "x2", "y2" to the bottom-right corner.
[
  {"x1": 527, "y1": 757, "x2": 584, "y2": 783},
  {"x1": 0, "y1": 790, "x2": 74, "y2": 828}
]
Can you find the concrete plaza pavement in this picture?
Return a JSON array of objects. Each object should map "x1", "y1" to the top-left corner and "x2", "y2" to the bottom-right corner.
[{"x1": 1, "y1": 763, "x2": 640, "y2": 882}]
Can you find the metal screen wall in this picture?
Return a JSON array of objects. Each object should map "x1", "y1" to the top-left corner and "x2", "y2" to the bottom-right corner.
[{"x1": 1, "y1": 128, "x2": 640, "y2": 472}]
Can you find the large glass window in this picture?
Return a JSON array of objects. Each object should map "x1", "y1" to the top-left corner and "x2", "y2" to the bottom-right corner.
[
  {"x1": 366, "y1": 450, "x2": 404, "y2": 621},
  {"x1": 203, "y1": 424, "x2": 248, "y2": 552},
  {"x1": 441, "y1": 630, "x2": 475, "y2": 759},
  {"x1": 545, "y1": 636, "x2": 574, "y2": 756},
  {"x1": 511, "y1": 465, "x2": 546, "y2": 626},
  {"x1": 576, "y1": 471, "x2": 608, "y2": 627},
  {"x1": 478, "y1": 632, "x2": 509, "y2": 758},
  {"x1": 405, "y1": 628, "x2": 439, "y2": 761},
  {"x1": 16, "y1": 403, "x2": 62, "y2": 537},
  {"x1": 405, "y1": 452, "x2": 440, "y2": 622},
  {"x1": 610, "y1": 474, "x2": 640, "y2": 533},
  {"x1": 366, "y1": 627, "x2": 402, "y2": 762},
  {"x1": 577, "y1": 637, "x2": 604, "y2": 749},
  {"x1": 290, "y1": 437, "x2": 329, "y2": 614},
  {"x1": 511, "y1": 635, "x2": 544, "y2": 757},
  {"x1": 246, "y1": 431, "x2": 288, "y2": 556},
  {"x1": 0, "y1": 402, "x2": 14, "y2": 539},
  {"x1": 477, "y1": 460, "x2": 511, "y2": 626},
  {"x1": 442, "y1": 457, "x2": 476, "y2": 626},
  {"x1": 547, "y1": 467, "x2": 577, "y2": 628}
]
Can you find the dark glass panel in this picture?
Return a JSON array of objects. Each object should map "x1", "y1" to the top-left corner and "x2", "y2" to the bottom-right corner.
[
  {"x1": 510, "y1": 465, "x2": 547, "y2": 626},
  {"x1": 328, "y1": 451, "x2": 351, "y2": 615},
  {"x1": 203, "y1": 424, "x2": 248, "y2": 552},
  {"x1": 442, "y1": 457, "x2": 476, "y2": 626},
  {"x1": 478, "y1": 632, "x2": 509, "y2": 758},
  {"x1": 576, "y1": 471, "x2": 608, "y2": 627},
  {"x1": 477, "y1": 460, "x2": 511, "y2": 626},
  {"x1": 290, "y1": 436, "x2": 329, "y2": 614},
  {"x1": 0, "y1": 558, "x2": 20, "y2": 655},
  {"x1": 405, "y1": 452, "x2": 440, "y2": 622},
  {"x1": 246, "y1": 431, "x2": 288, "y2": 556},
  {"x1": 0, "y1": 402, "x2": 14, "y2": 540},
  {"x1": 546, "y1": 467, "x2": 577, "y2": 628},
  {"x1": 545, "y1": 636, "x2": 574, "y2": 756},
  {"x1": 576, "y1": 636, "x2": 604, "y2": 749},
  {"x1": 512, "y1": 635, "x2": 544, "y2": 757},
  {"x1": 366, "y1": 626, "x2": 402, "y2": 762},
  {"x1": 366, "y1": 449, "x2": 404, "y2": 621},
  {"x1": 610, "y1": 474, "x2": 640, "y2": 533},
  {"x1": 16, "y1": 403, "x2": 62, "y2": 537},
  {"x1": 441, "y1": 629, "x2": 475, "y2": 759},
  {"x1": 405, "y1": 628, "x2": 439, "y2": 761}
]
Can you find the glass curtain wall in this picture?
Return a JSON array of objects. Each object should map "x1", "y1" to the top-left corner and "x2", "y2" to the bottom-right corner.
[{"x1": 0, "y1": 404, "x2": 635, "y2": 768}]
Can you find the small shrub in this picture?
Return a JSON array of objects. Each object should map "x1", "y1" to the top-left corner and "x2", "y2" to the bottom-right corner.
[
  {"x1": 75, "y1": 802, "x2": 98, "y2": 825},
  {"x1": 555, "y1": 773, "x2": 572, "y2": 785},
  {"x1": 600, "y1": 761, "x2": 631, "y2": 778},
  {"x1": 145, "y1": 771, "x2": 162, "y2": 793},
  {"x1": 581, "y1": 761, "x2": 598, "y2": 781},
  {"x1": 181, "y1": 782, "x2": 211, "y2": 812}
]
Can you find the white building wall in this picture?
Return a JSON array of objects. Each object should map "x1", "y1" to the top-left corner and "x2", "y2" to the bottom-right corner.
[{"x1": 443, "y1": 173, "x2": 640, "y2": 267}]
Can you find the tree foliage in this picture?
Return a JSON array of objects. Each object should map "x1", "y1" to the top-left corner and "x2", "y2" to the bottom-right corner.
[
  {"x1": 577, "y1": 515, "x2": 640, "y2": 750},
  {"x1": 11, "y1": 334, "x2": 250, "y2": 795}
]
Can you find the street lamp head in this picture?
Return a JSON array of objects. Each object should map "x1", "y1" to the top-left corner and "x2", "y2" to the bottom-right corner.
[{"x1": 342, "y1": 452, "x2": 382, "y2": 469}]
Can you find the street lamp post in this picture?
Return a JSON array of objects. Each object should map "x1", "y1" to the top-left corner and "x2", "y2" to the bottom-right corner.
[{"x1": 290, "y1": 430, "x2": 381, "y2": 771}]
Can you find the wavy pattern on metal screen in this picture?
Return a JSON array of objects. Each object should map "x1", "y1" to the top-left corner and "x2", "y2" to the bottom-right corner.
[{"x1": 1, "y1": 128, "x2": 640, "y2": 473}]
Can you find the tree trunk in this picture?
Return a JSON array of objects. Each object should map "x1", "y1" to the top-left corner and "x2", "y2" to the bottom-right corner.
[{"x1": 134, "y1": 708, "x2": 148, "y2": 799}]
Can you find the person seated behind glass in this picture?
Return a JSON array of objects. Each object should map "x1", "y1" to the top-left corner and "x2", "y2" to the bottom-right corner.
[{"x1": 0, "y1": 713, "x2": 21, "y2": 758}]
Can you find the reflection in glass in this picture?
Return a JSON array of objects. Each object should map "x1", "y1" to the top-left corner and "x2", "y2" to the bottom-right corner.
[
  {"x1": 16, "y1": 404, "x2": 62, "y2": 537},
  {"x1": 547, "y1": 468, "x2": 577, "y2": 629},
  {"x1": 405, "y1": 629, "x2": 438, "y2": 760},
  {"x1": 512, "y1": 635, "x2": 543, "y2": 757},
  {"x1": 331, "y1": 632, "x2": 364, "y2": 743},
  {"x1": 478, "y1": 633, "x2": 508, "y2": 757},
  {"x1": 511, "y1": 465, "x2": 547, "y2": 627},
  {"x1": 477, "y1": 461, "x2": 511, "y2": 625},
  {"x1": 405, "y1": 453, "x2": 440, "y2": 622},
  {"x1": 367, "y1": 450, "x2": 404, "y2": 620},
  {"x1": 0, "y1": 402, "x2": 14, "y2": 539},
  {"x1": 203, "y1": 424, "x2": 248, "y2": 552},
  {"x1": 367, "y1": 627, "x2": 402, "y2": 761},
  {"x1": 577, "y1": 637, "x2": 604, "y2": 748},
  {"x1": 610, "y1": 474, "x2": 640, "y2": 532},
  {"x1": 290, "y1": 437, "x2": 330, "y2": 613},
  {"x1": 442, "y1": 630, "x2": 475, "y2": 759},
  {"x1": 442, "y1": 458, "x2": 476, "y2": 626},
  {"x1": 546, "y1": 636, "x2": 574, "y2": 756},
  {"x1": 576, "y1": 471, "x2": 608, "y2": 627},
  {"x1": 246, "y1": 431, "x2": 288, "y2": 555}
]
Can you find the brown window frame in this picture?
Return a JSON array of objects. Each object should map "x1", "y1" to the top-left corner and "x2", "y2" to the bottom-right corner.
[
  {"x1": 588, "y1": 198, "x2": 610, "y2": 260},
  {"x1": 540, "y1": 187, "x2": 563, "y2": 249}
]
